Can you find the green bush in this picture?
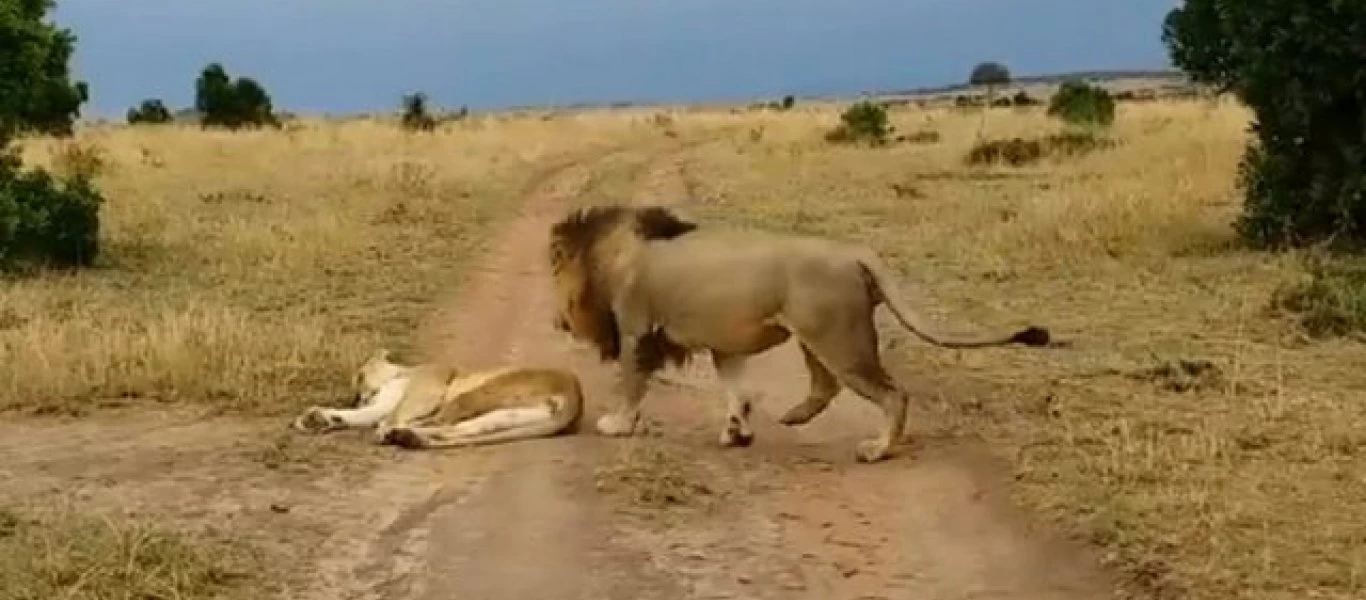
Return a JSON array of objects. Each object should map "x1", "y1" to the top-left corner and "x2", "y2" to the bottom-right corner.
[
  {"x1": 1011, "y1": 91, "x2": 1040, "y2": 107},
  {"x1": 1047, "y1": 80, "x2": 1116, "y2": 129},
  {"x1": 0, "y1": 150, "x2": 104, "y2": 271},
  {"x1": 966, "y1": 138, "x2": 1043, "y2": 167},
  {"x1": 1271, "y1": 257, "x2": 1366, "y2": 339},
  {"x1": 400, "y1": 91, "x2": 437, "y2": 132},
  {"x1": 1163, "y1": 1, "x2": 1366, "y2": 249},
  {"x1": 126, "y1": 99, "x2": 172, "y2": 125},
  {"x1": 825, "y1": 101, "x2": 891, "y2": 145},
  {"x1": 0, "y1": 0, "x2": 104, "y2": 273},
  {"x1": 965, "y1": 132, "x2": 1117, "y2": 167},
  {"x1": 896, "y1": 130, "x2": 941, "y2": 145}
]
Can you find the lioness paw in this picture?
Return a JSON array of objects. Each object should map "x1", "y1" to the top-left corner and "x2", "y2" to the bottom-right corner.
[
  {"x1": 595, "y1": 412, "x2": 639, "y2": 437},
  {"x1": 292, "y1": 408, "x2": 332, "y2": 433}
]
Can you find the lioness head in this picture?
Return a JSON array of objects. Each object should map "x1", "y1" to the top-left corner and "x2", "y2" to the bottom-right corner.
[
  {"x1": 351, "y1": 349, "x2": 404, "y2": 407},
  {"x1": 547, "y1": 204, "x2": 697, "y2": 360}
]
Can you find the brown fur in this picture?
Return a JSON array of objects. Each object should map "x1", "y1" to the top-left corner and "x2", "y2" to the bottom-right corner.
[
  {"x1": 293, "y1": 350, "x2": 584, "y2": 449},
  {"x1": 546, "y1": 203, "x2": 1052, "y2": 463}
]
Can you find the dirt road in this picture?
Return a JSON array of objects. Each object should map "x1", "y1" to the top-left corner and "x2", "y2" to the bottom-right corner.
[
  {"x1": 0, "y1": 146, "x2": 1118, "y2": 600},
  {"x1": 346, "y1": 148, "x2": 1119, "y2": 599}
]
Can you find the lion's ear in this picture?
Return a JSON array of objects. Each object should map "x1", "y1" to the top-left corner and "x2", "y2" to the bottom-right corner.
[{"x1": 371, "y1": 348, "x2": 392, "y2": 363}]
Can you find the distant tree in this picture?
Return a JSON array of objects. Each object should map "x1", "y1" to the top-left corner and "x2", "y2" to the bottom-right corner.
[
  {"x1": 968, "y1": 62, "x2": 1012, "y2": 101},
  {"x1": 968, "y1": 61, "x2": 1012, "y2": 139},
  {"x1": 400, "y1": 92, "x2": 437, "y2": 132},
  {"x1": 781, "y1": 95, "x2": 795, "y2": 110},
  {"x1": 1163, "y1": 0, "x2": 1366, "y2": 248},
  {"x1": 195, "y1": 63, "x2": 279, "y2": 130},
  {"x1": 126, "y1": 99, "x2": 173, "y2": 125},
  {"x1": 0, "y1": 0, "x2": 90, "y2": 139}
]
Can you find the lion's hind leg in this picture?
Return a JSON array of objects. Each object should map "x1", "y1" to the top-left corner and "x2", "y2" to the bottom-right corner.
[
  {"x1": 777, "y1": 342, "x2": 843, "y2": 427},
  {"x1": 797, "y1": 321, "x2": 908, "y2": 463}
]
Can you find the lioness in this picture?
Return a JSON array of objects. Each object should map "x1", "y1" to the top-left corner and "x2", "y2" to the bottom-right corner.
[
  {"x1": 292, "y1": 349, "x2": 584, "y2": 449},
  {"x1": 546, "y1": 204, "x2": 1051, "y2": 463}
]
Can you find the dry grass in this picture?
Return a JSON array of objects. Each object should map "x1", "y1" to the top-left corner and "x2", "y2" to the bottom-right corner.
[
  {"x1": 0, "y1": 500, "x2": 258, "y2": 600},
  {"x1": 677, "y1": 98, "x2": 1366, "y2": 600},
  {"x1": 1, "y1": 112, "x2": 706, "y2": 416}
]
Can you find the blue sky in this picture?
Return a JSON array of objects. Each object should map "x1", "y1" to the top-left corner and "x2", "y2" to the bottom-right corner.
[{"x1": 53, "y1": 0, "x2": 1179, "y2": 118}]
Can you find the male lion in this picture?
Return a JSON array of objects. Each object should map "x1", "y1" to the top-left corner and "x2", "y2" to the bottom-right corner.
[
  {"x1": 546, "y1": 204, "x2": 1051, "y2": 463},
  {"x1": 292, "y1": 349, "x2": 584, "y2": 449}
]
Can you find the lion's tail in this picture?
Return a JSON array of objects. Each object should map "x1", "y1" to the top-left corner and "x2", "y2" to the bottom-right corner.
[{"x1": 856, "y1": 254, "x2": 1051, "y2": 349}]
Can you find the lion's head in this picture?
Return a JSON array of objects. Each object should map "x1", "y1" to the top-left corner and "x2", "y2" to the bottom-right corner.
[{"x1": 547, "y1": 204, "x2": 697, "y2": 361}]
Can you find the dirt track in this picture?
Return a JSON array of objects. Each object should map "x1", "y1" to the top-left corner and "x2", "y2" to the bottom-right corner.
[{"x1": 0, "y1": 146, "x2": 1118, "y2": 599}]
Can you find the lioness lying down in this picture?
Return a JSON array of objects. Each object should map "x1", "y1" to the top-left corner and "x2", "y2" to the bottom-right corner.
[
  {"x1": 547, "y1": 204, "x2": 1053, "y2": 463},
  {"x1": 292, "y1": 350, "x2": 584, "y2": 449}
]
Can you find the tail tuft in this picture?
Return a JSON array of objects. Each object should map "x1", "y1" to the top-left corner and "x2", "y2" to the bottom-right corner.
[{"x1": 1010, "y1": 326, "x2": 1051, "y2": 347}]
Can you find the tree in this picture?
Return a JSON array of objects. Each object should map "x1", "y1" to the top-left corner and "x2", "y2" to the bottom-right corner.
[
  {"x1": 1163, "y1": 1, "x2": 1366, "y2": 248},
  {"x1": 194, "y1": 63, "x2": 279, "y2": 130},
  {"x1": 968, "y1": 61, "x2": 1012, "y2": 139},
  {"x1": 0, "y1": 0, "x2": 90, "y2": 139},
  {"x1": 968, "y1": 62, "x2": 1012, "y2": 102},
  {"x1": 127, "y1": 99, "x2": 173, "y2": 125}
]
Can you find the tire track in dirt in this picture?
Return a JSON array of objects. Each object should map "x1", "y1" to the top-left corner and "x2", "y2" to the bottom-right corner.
[
  {"x1": 587, "y1": 151, "x2": 1121, "y2": 599},
  {"x1": 350, "y1": 142, "x2": 721, "y2": 600}
]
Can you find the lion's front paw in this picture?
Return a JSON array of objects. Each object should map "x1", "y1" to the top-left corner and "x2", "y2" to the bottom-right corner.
[
  {"x1": 596, "y1": 412, "x2": 639, "y2": 437},
  {"x1": 718, "y1": 426, "x2": 755, "y2": 448},
  {"x1": 292, "y1": 407, "x2": 334, "y2": 433},
  {"x1": 855, "y1": 439, "x2": 893, "y2": 463},
  {"x1": 718, "y1": 416, "x2": 755, "y2": 448}
]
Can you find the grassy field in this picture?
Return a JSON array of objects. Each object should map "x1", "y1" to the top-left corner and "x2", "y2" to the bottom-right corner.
[
  {"x1": 2, "y1": 97, "x2": 1363, "y2": 599},
  {"x1": 675, "y1": 98, "x2": 1366, "y2": 600}
]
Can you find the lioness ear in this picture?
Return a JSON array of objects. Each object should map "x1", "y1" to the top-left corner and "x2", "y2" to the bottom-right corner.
[{"x1": 371, "y1": 348, "x2": 391, "y2": 362}]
